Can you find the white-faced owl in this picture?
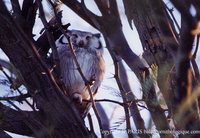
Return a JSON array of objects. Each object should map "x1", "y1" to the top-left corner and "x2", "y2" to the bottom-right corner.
[{"x1": 55, "y1": 30, "x2": 105, "y2": 116}]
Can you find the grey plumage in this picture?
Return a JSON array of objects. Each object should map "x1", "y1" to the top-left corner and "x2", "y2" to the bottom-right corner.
[{"x1": 55, "y1": 30, "x2": 105, "y2": 115}]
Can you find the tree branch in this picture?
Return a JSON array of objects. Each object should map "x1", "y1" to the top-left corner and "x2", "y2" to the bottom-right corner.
[
  {"x1": 0, "y1": 103, "x2": 42, "y2": 136},
  {"x1": 193, "y1": 35, "x2": 200, "y2": 59},
  {"x1": 36, "y1": 0, "x2": 61, "y2": 78},
  {"x1": 10, "y1": 0, "x2": 31, "y2": 36},
  {"x1": 94, "y1": 0, "x2": 109, "y2": 16},
  {"x1": 0, "y1": 130, "x2": 12, "y2": 138},
  {"x1": 10, "y1": 0, "x2": 21, "y2": 15},
  {"x1": 61, "y1": 0, "x2": 101, "y2": 29},
  {"x1": 170, "y1": 0, "x2": 199, "y2": 131},
  {"x1": 0, "y1": 2, "x2": 91, "y2": 137},
  {"x1": 21, "y1": 0, "x2": 34, "y2": 19},
  {"x1": 109, "y1": 0, "x2": 119, "y2": 17},
  {"x1": 23, "y1": 1, "x2": 37, "y2": 34},
  {"x1": 0, "y1": 94, "x2": 30, "y2": 102},
  {"x1": 164, "y1": 3, "x2": 181, "y2": 32}
]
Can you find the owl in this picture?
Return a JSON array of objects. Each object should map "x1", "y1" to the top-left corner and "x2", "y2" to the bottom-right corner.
[{"x1": 55, "y1": 30, "x2": 105, "y2": 116}]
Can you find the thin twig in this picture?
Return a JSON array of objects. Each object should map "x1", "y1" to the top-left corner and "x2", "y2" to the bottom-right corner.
[
  {"x1": 0, "y1": 94, "x2": 30, "y2": 102},
  {"x1": 193, "y1": 35, "x2": 200, "y2": 59},
  {"x1": 83, "y1": 99, "x2": 145, "y2": 107},
  {"x1": 83, "y1": 99, "x2": 123, "y2": 106},
  {"x1": 164, "y1": 3, "x2": 181, "y2": 31},
  {"x1": 87, "y1": 113, "x2": 95, "y2": 132},
  {"x1": 67, "y1": 37, "x2": 89, "y2": 83},
  {"x1": 67, "y1": 36, "x2": 104, "y2": 138}
]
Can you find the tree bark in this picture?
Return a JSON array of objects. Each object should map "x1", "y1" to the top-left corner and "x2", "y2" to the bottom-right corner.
[
  {"x1": 0, "y1": 2, "x2": 92, "y2": 137},
  {"x1": 0, "y1": 103, "x2": 41, "y2": 136},
  {"x1": 0, "y1": 130, "x2": 12, "y2": 138}
]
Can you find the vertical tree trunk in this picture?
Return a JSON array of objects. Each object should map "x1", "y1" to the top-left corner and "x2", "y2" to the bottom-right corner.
[
  {"x1": 124, "y1": 0, "x2": 178, "y2": 116},
  {"x1": 118, "y1": 61, "x2": 150, "y2": 138},
  {"x1": 104, "y1": 28, "x2": 172, "y2": 138}
]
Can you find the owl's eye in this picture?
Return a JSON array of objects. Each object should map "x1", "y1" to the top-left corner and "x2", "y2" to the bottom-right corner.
[
  {"x1": 86, "y1": 35, "x2": 91, "y2": 40},
  {"x1": 72, "y1": 34, "x2": 78, "y2": 38},
  {"x1": 96, "y1": 41, "x2": 102, "y2": 49}
]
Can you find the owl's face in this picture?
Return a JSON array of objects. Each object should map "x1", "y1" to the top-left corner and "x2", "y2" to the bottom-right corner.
[
  {"x1": 56, "y1": 30, "x2": 104, "y2": 57},
  {"x1": 69, "y1": 30, "x2": 103, "y2": 55}
]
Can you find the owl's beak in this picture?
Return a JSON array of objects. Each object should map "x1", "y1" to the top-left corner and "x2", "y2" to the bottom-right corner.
[
  {"x1": 78, "y1": 40, "x2": 84, "y2": 48},
  {"x1": 78, "y1": 40, "x2": 84, "y2": 47}
]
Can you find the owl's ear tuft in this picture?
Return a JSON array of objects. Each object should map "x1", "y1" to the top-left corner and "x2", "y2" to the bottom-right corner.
[{"x1": 93, "y1": 33, "x2": 101, "y2": 38}]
